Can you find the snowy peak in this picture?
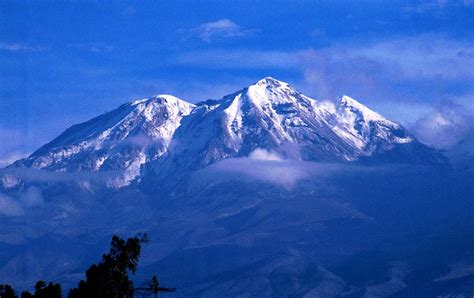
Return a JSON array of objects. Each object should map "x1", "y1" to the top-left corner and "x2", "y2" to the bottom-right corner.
[
  {"x1": 132, "y1": 94, "x2": 194, "y2": 113},
  {"x1": 11, "y1": 94, "x2": 195, "y2": 187},
  {"x1": 254, "y1": 77, "x2": 292, "y2": 89},
  {"x1": 246, "y1": 77, "x2": 302, "y2": 105},
  {"x1": 145, "y1": 77, "x2": 440, "y2": 181}
]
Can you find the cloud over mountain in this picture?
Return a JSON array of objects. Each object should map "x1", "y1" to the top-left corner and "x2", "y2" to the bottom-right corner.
[{"x1": 190, "y1": 19, "x2": 250, "y2": 42}]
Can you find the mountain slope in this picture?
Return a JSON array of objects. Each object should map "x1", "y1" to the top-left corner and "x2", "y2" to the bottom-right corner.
[
  {"x1": 145, "y1": 77, "x2": 443, "y2": 181},
  {"x1": 10, "y1": 95, "x2": 195, "y2": 186},
  {"x1": 7, "y1": 77, "x2": 443, "y2": 188}
]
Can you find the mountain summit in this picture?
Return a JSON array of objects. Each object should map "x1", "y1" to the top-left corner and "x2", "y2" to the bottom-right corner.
[
  {"x1": 11, "y1": 94, "x2": 195, "y2": 186},
  {"x1": 9, "y1": 77, "x2": 443, "y2": 187}
]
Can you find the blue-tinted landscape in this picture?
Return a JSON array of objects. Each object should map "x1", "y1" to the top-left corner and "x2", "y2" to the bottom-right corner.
[{"x1": 0, "y1": 1, "x2": 473, "y2": 297}]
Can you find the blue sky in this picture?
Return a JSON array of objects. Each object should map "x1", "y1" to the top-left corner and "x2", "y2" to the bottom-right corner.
[{"x1": 1, "y1": 0, "x2": 473, "y2": 165}]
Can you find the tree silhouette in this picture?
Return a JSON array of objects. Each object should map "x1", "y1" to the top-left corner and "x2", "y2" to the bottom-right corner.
[
  {"x1": 150, "y1": 276, "x2": 159, "y2": 295},
  {"x1": 20, "y1": 291, "x2": 32, "y2": 298},
  {"x1": 134, "y1": 275, "x2": 176, "y2": 297},
  {"x1": 1, "y1": 282, "x2": 61, "y2": 298},
  {"x1": 68, "y1": 233, "x2": 149, "y2": 298},
  {"x1": 0, "y1": 284, "x2": 17, "y2": 298},
  {"x1": 32, "y1": 281, "x2": 61, "y2": 298},
  {"x1": 0, "y1": 234, "x2": 170, "y2": 298}
]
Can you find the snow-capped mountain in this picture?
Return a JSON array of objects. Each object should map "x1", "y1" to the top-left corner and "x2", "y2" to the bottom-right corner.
[
  {"x1": 0, "y1": 78, "x2": 471, "y2": 298},
  {"x1": 10, "y1": 95, "x2": 194, "y2": 186},
  {"x1": 8, "y1": 77, "x2": 442, "y2": 187}
]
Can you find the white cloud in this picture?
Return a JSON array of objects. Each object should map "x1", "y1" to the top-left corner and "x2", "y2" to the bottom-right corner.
[
  {"x1": 204, "y1": 158, "x2": 315, "y2": 189},
  {"x1": 0, "y1": 42, "x2": 45, "y2": 52},
  {"x1": 191, "y1": 19, "x2": 250, "y2": 42},
  {"x1": 199, "y1": 157, "x2": 370, "y2": 190},
  {"x1": 67, "y1": 43, "x2": 116, "y2": 53},
  {"x1": 249, "y1": 149, "x2": 282, "y2": 161},
  {"x1": 413, "y1": 100, "x2": 473, "y2": 148},
  {"x1": 200, "y1": 148, "x2": 346, "y2": 189}
]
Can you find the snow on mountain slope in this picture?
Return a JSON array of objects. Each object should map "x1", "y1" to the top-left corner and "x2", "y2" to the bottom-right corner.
[
  {"x1": 10, "y1": 95, "x2": 195, "y2": 187},
  {"x1": 7, "y1": 77, "x2": 443, "y2": 188},
  {"x1": 335, "y1": 95, "x2": 411, "y2": 149},
  {"x1": 145, "y1": 77, "x2": 441, "y2": 181}
]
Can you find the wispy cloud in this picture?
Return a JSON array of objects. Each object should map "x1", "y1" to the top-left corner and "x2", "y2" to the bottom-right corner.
[
  {"x1": 202, "y1": 157, "x2": 336, "y2": 189},
  {"x1": 197, "y1": 148, "x2": 346, "y2": 189},
  {"x1": 347, "y1": 35, "x2": 474, "y2": 80},
  {"x1": 0, "y1": 42, "x2": 45, "y2": 52},
  {"x1": 190, "y1": 19, "x2": 251, "y2": 42},
  {"x1": 198, "y1": 148, "x2": 384, "y2": 190},
  {"x1": 67, "y1": 43, "x2": 116, "y2": 53},
  {"x1": 412, "y1": 100, "x2": 473, "y2": 148},
  {"x1": 0, "y1": 186, "x2": 44, "y2": 217},
  {"x1": 175, "y1": 35, "x2": 474, "y2": 83},
  {"x1": 404, "y1": 0, "x2": 474, "y2": 14},
  {"x1": 295, "y1": 35, "x2": 474, "y2": 101}
]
